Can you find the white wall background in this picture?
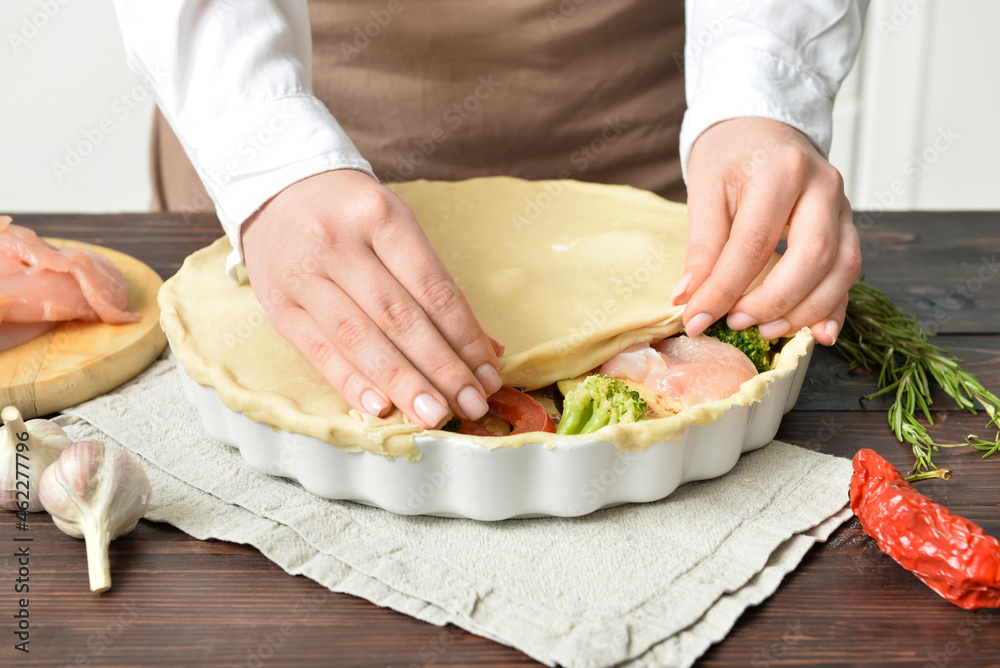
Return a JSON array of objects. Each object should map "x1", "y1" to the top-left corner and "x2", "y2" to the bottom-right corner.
[
  {"x1": 0, "y1": 0, "x2": 153, "y2": 213},
  {"x1": 829, "y1": 0, "x2": 1000, "y2": 210},
  {"x1": 1, "y1": 0, "x2": 997, "y2": 213}
]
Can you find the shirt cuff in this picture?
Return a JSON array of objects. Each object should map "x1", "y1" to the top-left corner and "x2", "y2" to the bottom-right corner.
[
  {"x1": 175, "y1": 94, "x2": 375, "y2": 282},
  {"x1": 679, "y1": 49, "x2": 835, "y2": 182}
]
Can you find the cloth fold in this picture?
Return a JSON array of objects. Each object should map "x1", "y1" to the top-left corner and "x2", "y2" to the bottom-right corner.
[{"x1": 57, "y1": 355, "x2": 853, "y2": 668}]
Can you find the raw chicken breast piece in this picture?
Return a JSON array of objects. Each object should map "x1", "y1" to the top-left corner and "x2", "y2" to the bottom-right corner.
[
  {"x1": 600, "y1": 336, "x2": 757, "y2": 407},
  {"x1": 0, "y1": 216, "x2": 137, "y2": 325}
]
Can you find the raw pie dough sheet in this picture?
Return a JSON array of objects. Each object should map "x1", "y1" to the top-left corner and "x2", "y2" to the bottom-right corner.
[{"x1": 159, "y1": 177, "x2": 811, "y2": 459}]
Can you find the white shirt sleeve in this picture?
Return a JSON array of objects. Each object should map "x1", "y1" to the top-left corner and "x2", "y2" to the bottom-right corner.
[
  {"x1": 680, "y1": 0, "x2": 869, "y2": 180},
  {"x1": 111, "y1": 0, "x2": 375, "y2": 279}
]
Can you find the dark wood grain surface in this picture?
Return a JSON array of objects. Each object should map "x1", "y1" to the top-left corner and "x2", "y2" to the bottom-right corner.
[{"x1": 5, "y1": 211, "x2": 1000, "y2": 667}]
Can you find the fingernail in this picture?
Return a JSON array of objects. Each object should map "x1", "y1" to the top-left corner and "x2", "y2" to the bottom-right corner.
[
  {"x1": 685, "y1": 312, "x2": 715, "y2": 338},
  {"x1": 474, "y1": 362, "x2": 503, "y2": 394},
  {"x1": 486, "y1": 334, "x2": 506, "y2": 357},
  {"x1": 824, "y1": 318, "x2": 840, "y2": 345},
  {"x1": 413, "y1": 393, "x2": 449, "y2": 428},
  {"x1": 671, "y1": 272, "x2": 692, "y2": 304},
  {"x1": 758, "y1": 318, "x2": 790, "y2": 340},
  {"x1": 457, "y1": 384, "x2": 489, "y2": 420},
  {"x1": 727, "y1": 311, "x2": 756, "y2": 330},
  {"x1": 360, "y1": 390, "x2": 389, "y2": 417}
]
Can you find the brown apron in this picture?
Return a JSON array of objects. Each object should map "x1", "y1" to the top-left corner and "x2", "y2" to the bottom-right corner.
[{"x1": 150, "y1": 0, "x2": 687, "y2": 213}]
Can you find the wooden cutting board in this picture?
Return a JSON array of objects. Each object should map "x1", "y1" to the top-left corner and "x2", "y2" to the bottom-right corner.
[{"x1": 0, "y1": 239, "x2": 166, "y2": 419}]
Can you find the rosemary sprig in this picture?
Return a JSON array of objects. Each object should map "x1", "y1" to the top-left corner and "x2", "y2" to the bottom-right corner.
[
  {"x1": 904, "y1": 468, "x2": 952, "y2": 483},
  {"x1": 833, "y1": 280, "x2": 1000, "y2": 472}
]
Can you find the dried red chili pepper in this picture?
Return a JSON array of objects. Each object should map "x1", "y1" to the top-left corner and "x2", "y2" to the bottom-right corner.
[{"x1": 850, "y1": 448, "x2": 1000, "y2": 610}]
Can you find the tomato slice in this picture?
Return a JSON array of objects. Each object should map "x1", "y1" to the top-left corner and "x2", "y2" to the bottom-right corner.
[
  {"x1": 486, "y1": 386, "x2": 556, "y2": 435},
  {"x1": 455, "y1": 419, "x2": 492, "y2": 437}
]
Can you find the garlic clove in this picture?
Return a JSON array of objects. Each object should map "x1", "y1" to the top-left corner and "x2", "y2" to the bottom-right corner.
[
  {"x1": 0, "y1": 406, "x2": 72, "y2": 512},
  {"x1": 39, "y1": 440, "x2": 151, "y2": 593}
]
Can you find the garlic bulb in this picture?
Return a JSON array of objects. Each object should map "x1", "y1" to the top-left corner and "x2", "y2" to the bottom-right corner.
[
  {"x1": 0, "y1": 406, "x2": 72, "y2": 512},
  {"x1": 39, "y1": 440, "x2": 152, "y2": 593}
]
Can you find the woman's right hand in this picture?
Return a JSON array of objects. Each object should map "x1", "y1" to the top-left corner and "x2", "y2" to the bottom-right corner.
[{"x1": 241, "y1": 169, "x2": 503, "y2": 429}]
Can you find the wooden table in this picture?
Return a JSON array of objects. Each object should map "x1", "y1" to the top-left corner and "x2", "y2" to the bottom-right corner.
[{"x1": 5, "y1": 211, "x2": 1000, "y2": 667}]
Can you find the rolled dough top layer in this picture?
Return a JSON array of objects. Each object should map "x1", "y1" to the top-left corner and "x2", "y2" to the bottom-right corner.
[{"x1": 159, "y1": 177, "x2": 811, "y2": 460}]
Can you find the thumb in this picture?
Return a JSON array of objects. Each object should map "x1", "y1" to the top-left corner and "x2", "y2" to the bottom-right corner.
[{"x1": 673, "y1": 188, "x2": 731, "y2": 312}]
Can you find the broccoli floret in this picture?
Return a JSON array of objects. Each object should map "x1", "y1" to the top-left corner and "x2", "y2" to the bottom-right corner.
[
  {"x1": 703, "y1": 319, "x2": 772, "y2": 373},
  {"x1": 556, "y1": 375, "x2": 647, "y2": 435}
]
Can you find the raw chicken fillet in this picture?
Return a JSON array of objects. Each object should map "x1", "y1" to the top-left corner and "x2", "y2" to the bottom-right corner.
[
  {"x1": 600, "y1": 335, "x2": 758, "y2": 407},
  {"x1": 0, "y1": 216, "x2": 137, "y2": 352}
]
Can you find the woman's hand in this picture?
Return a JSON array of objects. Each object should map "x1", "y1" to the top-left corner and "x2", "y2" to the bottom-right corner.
[
  {"x1": 676, "y1": 117, "x2": 862, "y2": 346},
  {"x1": 241, "y1": 169, "x2": 503, "y2": 429}
]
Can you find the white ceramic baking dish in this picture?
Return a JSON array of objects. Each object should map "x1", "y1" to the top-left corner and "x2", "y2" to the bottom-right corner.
[{"x1": 172, "y1": 334, "x2": 814, "y2": 521}]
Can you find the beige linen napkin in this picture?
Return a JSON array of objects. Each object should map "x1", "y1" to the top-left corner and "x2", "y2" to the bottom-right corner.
[{"x1": 57, "y1": 355, "x2": 853, "y2": 668}]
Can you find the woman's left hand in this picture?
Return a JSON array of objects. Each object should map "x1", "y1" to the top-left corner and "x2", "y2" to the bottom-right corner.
[{"x1": 675, "y1": 117, "x2": 862, "y2": 346}]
